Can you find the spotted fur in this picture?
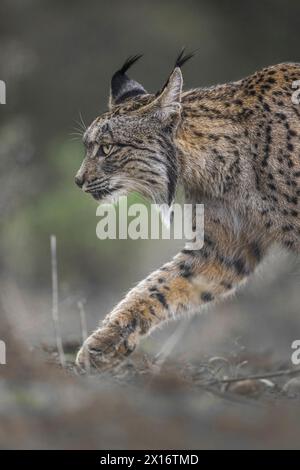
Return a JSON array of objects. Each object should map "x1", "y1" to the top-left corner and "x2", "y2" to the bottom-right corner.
[{"x1": 75, "y1": 56, "x2": 300, "y2": 372}]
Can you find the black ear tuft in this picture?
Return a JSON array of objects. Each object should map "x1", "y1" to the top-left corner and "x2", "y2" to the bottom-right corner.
[
  {"x1": 155, "y1": 49, "x2": 194, "y2": 98},
  {"x1": 118, "y1": 54, "x2": 143, "y2": 75},
  {"x1": 110, "y1": 54, "x2": 146, "y2": 107},
  {"x1": 175, "y1": 48, "x2": 196, "y2": 68}
]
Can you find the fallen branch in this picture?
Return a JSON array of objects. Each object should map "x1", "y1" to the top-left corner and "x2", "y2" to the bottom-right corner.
[{"x1": 205, "y1": 366, "x2": 300, "y2": 386}]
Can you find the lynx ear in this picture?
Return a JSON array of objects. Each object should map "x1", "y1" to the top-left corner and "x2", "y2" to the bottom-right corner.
[
  {"x1": 149, "y1": 49, "x2": 194, "y2": 121},
  {"x1": 156, "y1": 67, "x2": 183, "y2": 116},
  {"x1": 109, "y1": 55, "x2": 147, "y2": 109}
]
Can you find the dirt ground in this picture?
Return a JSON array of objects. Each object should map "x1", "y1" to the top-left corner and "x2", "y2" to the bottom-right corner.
[{"x1": 1, "y1": 294, "x2": 300, "y2": 450}]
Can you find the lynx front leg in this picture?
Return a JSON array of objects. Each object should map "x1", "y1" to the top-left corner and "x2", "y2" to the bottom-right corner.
[
  {"x1": 76, "y1": 231, "x2": 265, "y2": 372},
  {"x1": 76, "y1": 262, "x2": 200, "y2": 372}
]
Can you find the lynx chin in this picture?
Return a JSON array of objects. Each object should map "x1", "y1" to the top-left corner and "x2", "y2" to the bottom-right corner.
[{"x1": 75, "y1": 51, "x2": 300, "y2": 372}]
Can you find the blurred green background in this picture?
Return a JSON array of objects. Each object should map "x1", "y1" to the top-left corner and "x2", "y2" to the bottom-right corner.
[{"x1": 1, "y1": 0, "x2": 300, "y2": 353}]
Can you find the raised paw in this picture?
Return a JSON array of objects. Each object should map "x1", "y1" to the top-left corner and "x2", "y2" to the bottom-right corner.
[{"x1": 75, "y1": 323, "x2": 138, "y2": 373}]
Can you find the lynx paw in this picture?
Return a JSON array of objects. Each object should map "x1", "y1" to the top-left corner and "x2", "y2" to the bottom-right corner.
[{"x1": 76, "y1": 323, "x2": 137, "y2": 373}]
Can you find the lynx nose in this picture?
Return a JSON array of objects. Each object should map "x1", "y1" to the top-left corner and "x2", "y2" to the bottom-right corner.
[{"x1": 75, "y1": 175, "x2": 84, "y2": 188}]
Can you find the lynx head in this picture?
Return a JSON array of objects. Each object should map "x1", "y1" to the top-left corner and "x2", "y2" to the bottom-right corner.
[{"x1": 75, "y1": 52, "x2": 193, "y2": 206}]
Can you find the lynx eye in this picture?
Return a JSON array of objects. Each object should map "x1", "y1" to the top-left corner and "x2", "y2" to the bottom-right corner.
[{"x1": 99, "y1": 144, "x2": 114, "y2": 157}]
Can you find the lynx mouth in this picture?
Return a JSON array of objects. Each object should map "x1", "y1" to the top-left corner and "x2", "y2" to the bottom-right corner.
[
  {"x1": 83, "y1": 180, "x2": 112, "y2": 201},
  {"x1": 89, "y1": 188, "x2": 112, "y2": 201},
  {"x1": 88, "y1": 184, "x2": 125, "y2": 203}
]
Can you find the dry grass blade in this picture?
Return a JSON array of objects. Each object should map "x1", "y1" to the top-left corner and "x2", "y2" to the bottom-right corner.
[
  {"x1": 77, "y1": 299, "x2": 90, "y2": 373},
  {"x1": 50, "y1": 235, "x2": 66, "y2": 368},
  {"x1": 154, "y1": 318, "x2": 191, "y2": 370}
]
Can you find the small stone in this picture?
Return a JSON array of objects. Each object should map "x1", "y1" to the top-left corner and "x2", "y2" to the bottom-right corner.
[
  {"x1": 228, "y1": 379, "x2": 265, "y2": 396},
  {"x1": 283, "y1": 378, "x2": 300, "y2": 397}
]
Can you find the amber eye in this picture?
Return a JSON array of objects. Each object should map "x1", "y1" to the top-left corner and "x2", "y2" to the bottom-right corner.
[{"x1": 100, "y1": 144, "x2": 114, "y2": 156}]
